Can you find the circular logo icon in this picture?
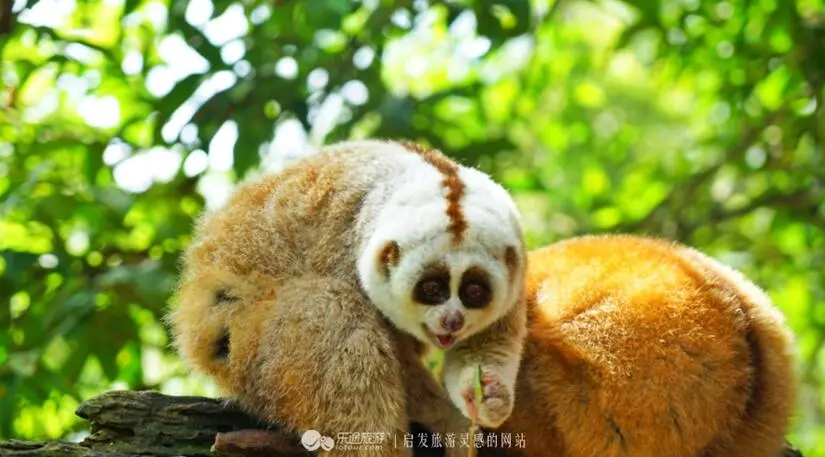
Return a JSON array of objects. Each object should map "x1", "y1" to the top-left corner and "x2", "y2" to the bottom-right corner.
[
  {"x1": 321, "y1": 436, "x2": 335, "y2": 451},
  {"x1": 301, "y1": 430, "x2": 322, "y2": 451},
  {"x1": 320, "y1": 435, "x2": 335, "y2": 451}
]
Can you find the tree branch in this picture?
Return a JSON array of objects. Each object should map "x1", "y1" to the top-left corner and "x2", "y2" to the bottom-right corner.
[
  {"x1": 0, "y1": 0, "x2": 14, "y2": 36},
  {"x1": 0, "y1": 390, "x2": 293, "y2": 457},
  {"x1": 618, "y1": 112, "x2": 783, "y2": 235},
  {"x1": 683, "y1": 188, "x2": 825, "y2": 232},
  {"x1": 0, "y1": 391, "x2": 451, "y2": 457},
  {"x1": 0, "y1": 390, "x2": 805, "y2": 457}
]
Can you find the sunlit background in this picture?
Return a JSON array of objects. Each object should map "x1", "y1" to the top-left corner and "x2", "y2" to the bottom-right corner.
[{"x1": 1, "y1": 0, "x2": 824, "y2": 453}]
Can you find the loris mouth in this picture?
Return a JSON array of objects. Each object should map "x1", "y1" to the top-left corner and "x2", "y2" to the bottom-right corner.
[
  {"x1": 422, "y1": 325, "x2": 457, "y2": 349},
  {"x1": 435, "y1": 334, "x2": 455, "y2": 348}
]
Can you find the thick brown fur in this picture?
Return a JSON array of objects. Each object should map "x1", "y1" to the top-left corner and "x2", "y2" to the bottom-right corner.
[
  {"x1": 169, "y1": 140, "x2": 527, "y2": 457},
  {"x1": 497, "y1": 235, "x2": 796, "y2": 457}
]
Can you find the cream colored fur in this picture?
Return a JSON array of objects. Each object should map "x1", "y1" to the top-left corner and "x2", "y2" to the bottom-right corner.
[
  {"x1": 169, "y1": 139, "x2": 527, "y2": 457},
  {"x1": 354, "y1": 145, "x2": 526, "y2": 428}
]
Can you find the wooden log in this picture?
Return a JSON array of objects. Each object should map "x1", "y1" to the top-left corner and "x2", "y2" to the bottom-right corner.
[
  {"x1": 0, "y1": 390, "x2": 290, "y2": 457},
  {"x1": 0, "y1": 390, "x2": 804, "y2": 457}
]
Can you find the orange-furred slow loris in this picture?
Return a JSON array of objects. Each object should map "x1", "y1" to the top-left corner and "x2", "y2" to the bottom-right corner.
[{"x1": 493, "y1": 235, "x2": 796, "y2": 457}]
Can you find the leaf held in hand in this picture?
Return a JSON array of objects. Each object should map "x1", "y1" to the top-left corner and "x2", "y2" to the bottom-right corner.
[{"x1": 468, "y1": 364, "x2": 484, "y2": 457}]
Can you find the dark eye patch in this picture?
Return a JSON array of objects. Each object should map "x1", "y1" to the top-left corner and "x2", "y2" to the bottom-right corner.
[
  {"x1": 413, "y1": 264, "x2": 451, "y2": 305},
  {"x1": 215, "y1": 289, "x2": 239, "y2": 304},
  {"x1": 459, "y1": 267, "x2": 492, "y2": 309},
  {"x1": 213, "y1": 329, "x2": 230, "y2": 360}
]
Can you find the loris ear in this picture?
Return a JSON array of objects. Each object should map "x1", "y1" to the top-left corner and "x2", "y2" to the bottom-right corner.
[
  {"x1": 504, "y1": 245, "x2": 520, "y2": 281},
  {"x1": 376, "y1": 241, "x2": 401, "y2": 276}
]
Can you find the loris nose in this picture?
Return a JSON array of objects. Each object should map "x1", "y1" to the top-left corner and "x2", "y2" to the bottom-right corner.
[{"x1": 440, "y1": 312, "x2": 465, "y2": 333}]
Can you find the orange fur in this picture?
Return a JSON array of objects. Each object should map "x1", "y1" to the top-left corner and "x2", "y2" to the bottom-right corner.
[{"x1": 497, "y1": 235, "x2": 796, "y2": 457}]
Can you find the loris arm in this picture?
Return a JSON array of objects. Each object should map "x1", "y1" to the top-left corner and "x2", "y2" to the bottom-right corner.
[
  {"x1": 441, "y1": 297, "x2": 527, "y2": 429},
  {"x1": 396, "y1": 335, "x2": 470, "y2": 457}
]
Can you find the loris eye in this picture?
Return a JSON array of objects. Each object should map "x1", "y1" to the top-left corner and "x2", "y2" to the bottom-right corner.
[
  {"x1": 422, "y1": 280, "x2": 442, "y2": 296},
  {"x1": 459, "y1": 268, "x2": 492, "y2": 309},
  {"x1": 413, "y1": 277, "x2": 450, "y2": 305}
]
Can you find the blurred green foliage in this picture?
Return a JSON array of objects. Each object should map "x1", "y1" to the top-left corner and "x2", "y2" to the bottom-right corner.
[{"x1": 1, "y1": 0, "x2": 824, "y2": 452}]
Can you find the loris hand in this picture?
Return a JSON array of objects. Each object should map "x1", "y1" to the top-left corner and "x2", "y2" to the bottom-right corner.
[{"x1": 453, "y1": 366, "x2": 514, "y2": 429}]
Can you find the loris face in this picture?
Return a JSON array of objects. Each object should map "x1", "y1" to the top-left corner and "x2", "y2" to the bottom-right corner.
[
  {"x1": 360, "y1": 234, "x2": 522, "y2": 349},
  {"x1": 412, "y1": 262, "x2": 494, "y2": 348},
  {"x1": 357, "y1": 164, "x2": 525, "y2": 349}
]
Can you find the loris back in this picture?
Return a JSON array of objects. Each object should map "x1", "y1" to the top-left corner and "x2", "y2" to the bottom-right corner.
[{"x1": 500, "y1": 235, "x2": 795, "y2": 457}]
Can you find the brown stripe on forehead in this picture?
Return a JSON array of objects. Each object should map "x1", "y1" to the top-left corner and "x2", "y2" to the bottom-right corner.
[{"x1": 399, "y1": 141, "x2": 468, "y2": 245}]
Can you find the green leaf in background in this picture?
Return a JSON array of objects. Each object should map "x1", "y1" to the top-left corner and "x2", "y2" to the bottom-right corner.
[{"x1": 1, "y1": 0, "x2": 824, "y2": 453}]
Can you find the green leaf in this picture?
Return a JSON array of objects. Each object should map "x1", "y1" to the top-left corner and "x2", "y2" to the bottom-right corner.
[{"x1": 123, "y1": 0, "x2": 143, "y2": 15}]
